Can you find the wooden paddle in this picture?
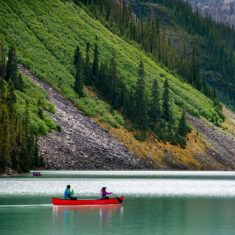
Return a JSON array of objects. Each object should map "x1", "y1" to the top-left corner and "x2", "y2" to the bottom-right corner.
[{"x1": 112, "y1": 193, "x2": 123, "y2": 203}]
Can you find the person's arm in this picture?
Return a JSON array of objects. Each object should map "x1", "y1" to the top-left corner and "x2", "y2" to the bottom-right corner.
[
  {"x1": 106, "y1": 191, "x2": 112, "y2": 195},
  {"x1": 68, "y1": 189, "x2": 74, "y2": 196}
]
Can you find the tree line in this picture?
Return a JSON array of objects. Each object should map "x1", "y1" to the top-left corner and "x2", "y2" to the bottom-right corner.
[
  {"x1": 0, "y1": 43, "x2": 42, "y2": 174},
  {"x1": 73, "y1": 39, "x2": 190, "y2": 147}
]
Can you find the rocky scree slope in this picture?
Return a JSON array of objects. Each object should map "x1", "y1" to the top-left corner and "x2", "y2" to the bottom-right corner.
[
  {"x1": 187, "y1": 115, "x2": 235, "y2": 169},
  {"x1": 19, "y1": 65, "x2": 154, "y2": 170}
]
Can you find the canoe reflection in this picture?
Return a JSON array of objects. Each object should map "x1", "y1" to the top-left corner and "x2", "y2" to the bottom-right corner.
[
  {"x1": 53, "y1": 204, "x2": 122, "y2": 213},
  {"x1": 52, "y1": 204, "x2": 123, "y2": 226}
]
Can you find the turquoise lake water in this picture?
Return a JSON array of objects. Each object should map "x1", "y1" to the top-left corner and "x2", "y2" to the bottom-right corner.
[{"x1": 0, "y1": 171, "x2": 235, "y2": 235}]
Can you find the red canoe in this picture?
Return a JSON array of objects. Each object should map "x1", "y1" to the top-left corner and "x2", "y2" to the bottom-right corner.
[{"x1": 52, "y1": 196, "x2": 124, "y2": 206}]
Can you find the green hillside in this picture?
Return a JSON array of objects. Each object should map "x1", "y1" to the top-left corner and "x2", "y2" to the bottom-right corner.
[
  {"x1": 16, "y1": 75, "x2": 56, "y2": 135},
  {"x1": 0, "y1": 0, "x2": 222, "y2": 128},
  {"x1": 128, "y1": 0, "x2": 235, "y2": 109}
]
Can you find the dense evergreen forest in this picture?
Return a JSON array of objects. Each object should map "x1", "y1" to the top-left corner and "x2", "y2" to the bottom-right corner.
[
  {"x1": 75, "y1": 0, "x2": 235, "y2": 110},
  {"x1": 142, "y1": 0, "x2": 235, "y2": 108},
  {"x1": 0, "y1": 43, "x2": 42, "y2": 174}
]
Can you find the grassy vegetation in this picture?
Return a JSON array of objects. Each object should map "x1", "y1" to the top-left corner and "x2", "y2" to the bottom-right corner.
[
  {"x1": 16, "y1": 75, "x2": 56, "y2": 135},
  {"x1": 0, "y1": 0, "x2": 223, "y2": 130}
]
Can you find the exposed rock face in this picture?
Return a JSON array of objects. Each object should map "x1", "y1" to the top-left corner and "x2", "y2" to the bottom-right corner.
[
  {"x1": 189, "y1": 0, "x2": 235, "y2": 26},
  {"x1": 19, "y1": 65, "x2": 154, "y2": 170}
]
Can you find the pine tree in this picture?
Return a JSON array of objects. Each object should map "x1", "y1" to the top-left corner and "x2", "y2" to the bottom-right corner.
[
  {"x1": 98, "y1": 60, "x2": 108, "y2": 94},
  {"x1": 6, "y1": 80, "x2": 16, "y2": 112},
  {"x1": 0, "y1": 42, "x2": 6, "y2": 79},
  {"x1": 16, "y1": 73, "x2": 23, "y2": 91},
  {"x1": 6, "y1": 47, "x2": 17, "y2": 82},
  {"x1": 135, "y1": 59, "x2": 148, "y2": 132},
  {"x1": 92, "y1": 38, "x2": 99, "y2": 84},
  {"x1": 162, "y1": 79, "x2": 171, "y2": 122},
  {"x1": 109, "y1": 54, "x2": 119, "y2": 107},
  {"x1": 6, "y1": 47, "x2": 23, "y2": 90},
  {"x1": 73, "y1": 45, "x2": 82, "y2": 68},
  {"x1": 149, "y1": 78, "x2": 161, "y2": 125},
  {"x1": 73, "y1": 46, "x2": 84, "y2": 96},
  {"x1": 84, "y1": 42, "x2": 91, "y2": 84},
  {"x1": 191, "y1": 46, "x2": 199, "y2": 88},
  {"x1": 0, "y1": 77, "x2": 3, "y2": 102},
  {"x1": 0, "y1": 104, "x2": 11, "y2": 173},
  {"x1": 0, "y1": 42, "x2": 4, "y2": 97},
  {"x1": 75, "y1": 66, "x2": 84, "y2": 97},
  {"x1": 178, "y1": 110, "x2": 189, "y2": 137},
  {"x1": 17, "y1": 101, "x2": 31, "y2": 172}
]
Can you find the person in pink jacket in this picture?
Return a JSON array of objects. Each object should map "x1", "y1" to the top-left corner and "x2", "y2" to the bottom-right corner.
[{"x1": 100, "y1": 187, "x2": 112, "y2": 199}]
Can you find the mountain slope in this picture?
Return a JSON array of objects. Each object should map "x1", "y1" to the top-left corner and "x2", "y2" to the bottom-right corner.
[
  {"x1": 0, "y1": 0, "x2": 220, "y2": 123},
  {"x1": 128, "y1": 0, "x2": 235, "y2": 110},
  {"x1": 189, "y1": 0, "x2": 235, "y2": 26},
  {"x1": 20, "y1": 64, "x2": 235, "y2": 170},
  {"x1": 19, "y1": 65, "x2": 153, "y2": 170},
  {"x1": 0, "y1": 0, "x2": 233, "y2": 170}
]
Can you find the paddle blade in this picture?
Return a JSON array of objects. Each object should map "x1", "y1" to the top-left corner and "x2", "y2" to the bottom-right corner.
[{"x1": 116, "y1": 197, "x2": 123, "y2": 203}]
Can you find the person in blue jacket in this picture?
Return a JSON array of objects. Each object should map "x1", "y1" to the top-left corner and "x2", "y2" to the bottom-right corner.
[{"x1": 64, "y1": 185, "x2": 77, "y2": 200}]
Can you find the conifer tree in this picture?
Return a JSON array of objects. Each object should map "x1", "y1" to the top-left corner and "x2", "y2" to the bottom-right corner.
[
  {"x1": 0, "y1": 77, "x2": 3, "y2": 101},
  {"x1": 98, "y1": 60, "x2": 108, "y2": 93},
  {"x1": 123, "y1": 87, "x2": 131, "y2": 117},
  {"x1": 74, "y1": 45, "x2": 82, "y2": 68},
  {"x1": 16, "y1": 73, "x2": 23, "y2": 91},
  {"x1": 135, "y1": 59, "x2": 148, "y2": 132},
  {"x1": 109, "y1": 54, "x2": 119, "y2": 107},
  {"x1": 162, "y1": 79, "x2": 171, "y2": 122},
  {"x1": 6, "y1": 80, "x2": 16, "y2": 112},
  {"x1": 73, "y1": 46, "x2": 84, "y2": 96},
  {"x1": 84, "y1": 42, "x2": 91, "y2": 84},
  {"x1": 178, "y1": 110, "x2": 189, "y2": 137},
  {"x1": 0, "y1": 104, "x2": 11, "y2": 173},
  {"x1": 191, "y1": 46, "x2": 199, "y2": 88},
  {"x1": 6, "y1": 47, "x2": 23, "y2": 90},
  {"x1": 0, "y1": 43, "x2": 4, "y2": 99},
  {"x1": 149, "y1": 78, "x2": 161, "y2": 125},
  {"x1": 0, "y1": 42, "x2": 6, "y2": 79},
  {"x1": 75, "y1": 66, "x2": 84, "y2": 97},
  {"x1": 6, "y1": 47, "x2": 17, "y2": 82},
  {"x1": 92, "y1": 38, "x2": 99, "y2": 83}
]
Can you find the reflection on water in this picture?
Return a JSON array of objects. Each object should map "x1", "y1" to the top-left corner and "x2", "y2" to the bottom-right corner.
[
  {"x1": 53, "y1": 204, "x2": 122, "y2": 223},
  {"x1": 99, "y1": 204, "x2": 123, "y2": 226},
  {"x1": 52, "y1": 204, "x2": 123, "y2": 234}
]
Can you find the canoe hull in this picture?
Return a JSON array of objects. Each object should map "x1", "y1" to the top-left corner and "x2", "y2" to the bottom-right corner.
[{"x1": 52, "y1": 196, "x2": 124, "y2": 206}]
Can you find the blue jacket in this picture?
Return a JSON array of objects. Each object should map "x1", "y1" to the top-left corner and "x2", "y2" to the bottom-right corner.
[{"x1": 64, "y1": 188, "x2": 73, "y2": 199}]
